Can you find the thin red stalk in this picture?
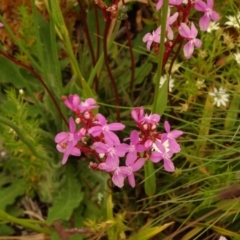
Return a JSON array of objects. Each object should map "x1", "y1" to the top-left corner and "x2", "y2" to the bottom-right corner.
[
  {"x1": 77, "y1": 0, "x2": 99, "y2": 91},
  {"x1": 94, "y1": 4, "x2": 101, "y2": 61},
  {"x1": 125, "y1": 19, "x2": 135, "y2": 93},
  {"x1": 103, "y1": 20, "x2": 120, "y2": 121},
  {"x1": 77, "y1": 0, "x2": 96, "y2": 65},
  {"x1": 94, "y1": 4, "x2": 101, "y2": 91},
  {"x1": 121, "y1": 0, "x2": 135, "y2": 93},
  {"x1": 0, "y1": 50, "x2": 68, "y2": 126}
]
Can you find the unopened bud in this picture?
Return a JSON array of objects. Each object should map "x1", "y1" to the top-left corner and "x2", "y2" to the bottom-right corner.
[
  {"x1": 84, "y1": 111, "x2": 90, "y2": 119},
  {"x1": 143, "y1": 124, "x2": 148, "y2": 130},
  {"x1": 75, "y1": 118, "x2": 81, "y2": 124},
  {"x1": 19, "y1": 89, "x2": 24, "y2": 95},
  {"x1": 151, "y1": 124, "x2": 156, "y2": 130}
]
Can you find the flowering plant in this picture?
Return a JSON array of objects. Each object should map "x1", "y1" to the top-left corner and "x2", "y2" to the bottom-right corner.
[
  {"x1": 143, "y1": 0, "x2": 219, "y2": 59},
  {"x1": 55, "y1": 95, "x2": 183, "y2": 188}
]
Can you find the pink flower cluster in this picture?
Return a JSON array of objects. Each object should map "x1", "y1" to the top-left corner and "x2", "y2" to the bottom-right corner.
[
  {"x1": 55, "y1": 95, "x2": 183, "y2": 188},
  {"x1": 143, "y1": 0, "x2": 219, "y2": 59}
]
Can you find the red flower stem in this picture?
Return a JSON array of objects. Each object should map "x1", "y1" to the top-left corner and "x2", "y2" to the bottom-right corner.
[
  {"x1": 94, "y1": 4, "x2": 101, "y2": 91},
  {"x1": 0, "y1": 50, "x2": 68, "y2": 126},
  {"x1": 103, "y1": 20, "x2": 120, "y2": 121}
]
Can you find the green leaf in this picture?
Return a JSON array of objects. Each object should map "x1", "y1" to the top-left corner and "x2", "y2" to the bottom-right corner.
[
  {"x1": 0, "y1": 56, "x2": 27, "y2": 88},
  {"x1": 0, "y1": 179, "x2": 25, "y2": 210},
  {"x1": 144, "y1": 160, "x2": 156, "y2": 196},
  {"x1": 0, "y1": 224, "x2": 14, "y2": 236},
  {"x1": 47, "y1": 164, "x2": 84, "y2": 224},
  {"x1": 224, "y1": 91, "x2": 240, "y2": 130},
  {"x1": 128, "y1": 222, "x2": 174, "y2": 240},
  {"x1": 155, "y1": 77, "x2": 168, "y2": 116}
]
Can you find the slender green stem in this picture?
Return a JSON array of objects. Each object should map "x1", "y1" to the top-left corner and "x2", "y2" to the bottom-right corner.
[
  {"x1": 152, "y1": 0, "x2": 169, "y2": 113},
  {"x1": 0, "y1": 116, "x2": 52, "y2": 162},
  {"x1": 0, "y1": 209, "x2": 51, "y2": 234}
]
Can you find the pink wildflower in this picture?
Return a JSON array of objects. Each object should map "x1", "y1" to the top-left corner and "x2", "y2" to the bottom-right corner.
[
  {"x1": 0, "y1": 23, "x2": 3, "y2": 28},
  {"x1": 142, "y1": 27, "x2": 161, "y2": 51},
  {"x1": 178, "y1": 22, "x2": 202, "y2": 59},
  {"x1": 126, "y1": 157, "x2": 146, "y2": 187},
  {"x1": 55, "y1": 117, "x2": 82, "y2": 164},
  {"x1": 194, "y1": 0, "x2": 219, "y2": 31},
  {"x1": 150, "y1": 139, "x2": 175, "y2": 172},
  {"x1": 88, "y1": 113, "x2": 125, "y2": 145},
  {"x1": 63, "y1": 94, "x2": 81, "y2": 111}
]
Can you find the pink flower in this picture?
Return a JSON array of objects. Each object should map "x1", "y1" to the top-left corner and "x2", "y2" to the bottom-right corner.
[
  {"x1": 131, "y1": 107, "x2": 144, "y2": 123},
  {"x1": 96, "y1": 141, "x2": 130, "y2": 188},
  {"x1": 0, "y1": 23, "x2": 3, "y2": 28},
  {"x1": 126, "y1": 157, "x2": 146, "y2": 187},
  {"x1": 178, "y1": 22, "x2": 202, "y2": 59},
  {"x1": 99, "y1": 156, "x2": 130, "y2": 188},
  {"x1": 142, "y1": 27, "x2": 161, "y2": 51},
  {"x1": 93, "y1": 139, "x2": 129, "y2": 163},
  {"x1": 88, "y1": 113, "x2": 125, "y2": 145},
  {"x1": 166, "y1": 10, "x2": 179, "y2": 40},
  {"x1": 150, "y1": 139, "x2": 175, "y2": 172},
  {"x1": 141, "y1": 113, "x2": 160, "y2": 125},
  {"x1": 63, "y1": 94, "x2": 81, "y2": 111},
  {"x1": 161, "y1": 121, "x2": 183, "y2": 153},
  {"x1": 125, "y1": 130, "x2": 145, "y2": 163},
  {"x1": 55, "y1": 117, "x2": 82, "y2": 164},
  {"x1": 194, "y1": 0, "x2": 219, "y2": 31},
  {"x1": 78, "y1": 98, "x2": 99, "y2": 113}
]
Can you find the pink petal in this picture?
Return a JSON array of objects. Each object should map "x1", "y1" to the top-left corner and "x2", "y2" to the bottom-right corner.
[
  {"x1": 142, "y1": 33, "x2": 151, "y2": 42},
  {"x1": 70, "y1": 147, "x2": 81, "y2": 156},
  {"x1": 163, "y1": 159, "x2": 175, "y2": 172},
  {"x1": 146, "y1": 40, "x2": 153, "y2": 51},
  {"x1": 62, "y1": 152, "x2": 69, "y2": 164},
  {"x1": 194, "y1": 0, "x2": 207, "y2": 12},
  {"x1": 179, "y1": 23, "x2": 191, "y2": 38},
  {"x1": 150, "y1": 152, "x2": 163, "y2": 163},
  {"x1": 199, "y1": 15, "x2": 210, "y2": 31},
  {"x1": 211, "y1": 11, "x2": 219, "y2": 21},
  {"x1": 112, "y1": 171, "x2": 126, "y2": 188},
  {"x1": 156, "y1": 0, "x2": 163, "y2": 10},
  {"x1": 126, "y1": 151, "x2": 137, "y2": 166},
  {"x1": 55, "y1": 132, "x2": 69, "y2": 143},
  {"x1": 93, "y1": 142, "x2": 108, "y2": 154},
  {"x1": 194, "y1": 39, "x2": 202, "y2": 48},
  {"x1": 88, "y1": 126, "x2": 102, "y2": 137},
  {"x1": 128, "y1": 174, "x2": 136, "y2": 188},
  {"x1": 115, "y1": 143, "x2": 129, "y2": 157},
  {"x1": 130, "y1": 130, "x2": 139, "y2": 145},
  {"x1": 190, "y1": 22, "x2": 198, "y2": 37},
  {"x1": 108, "y1": 122, "x2": 125, "y2": 131},
  {"x1": 164, "y1": 121, "x2": 171, "y2": 133},
  {"x1": 104, "y1": 131, "x2": 120, "y2": 145},
  {"x1": 69, "y1": 117, "x2": 76, "y2": 133},
  {"x1": 207, "y1": 0, "x2": 213, "y2": 8},
  {"x1": 96, "y1": 113, "x2": 107, "y2": 125},
  {"x1": 183, "y1": 41, "x2": 194, "y2": 59},
  {"x1": 131, "y1": 158, "x2": 146, "y2": 171}
]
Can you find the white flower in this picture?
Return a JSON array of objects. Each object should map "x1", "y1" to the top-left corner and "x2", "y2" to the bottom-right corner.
[
  {"x1": 196, "y1": 79, "x2": 206, "y2": 90},
  {"x1": 234, "y1": 52, "x2": 240, "y2": 64},
  {"x1": 159, "y1": 75, "x2": 175, "y2": 92},
  {"x1": 207, "y1": 22, "x2": 220, "y2": 33},
  {"x1": 225, "y1": 13, "x2": 240, "y2": 29},
  {"x1": 209, "y1": 87, "x2": 230, "y2": 107}
]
